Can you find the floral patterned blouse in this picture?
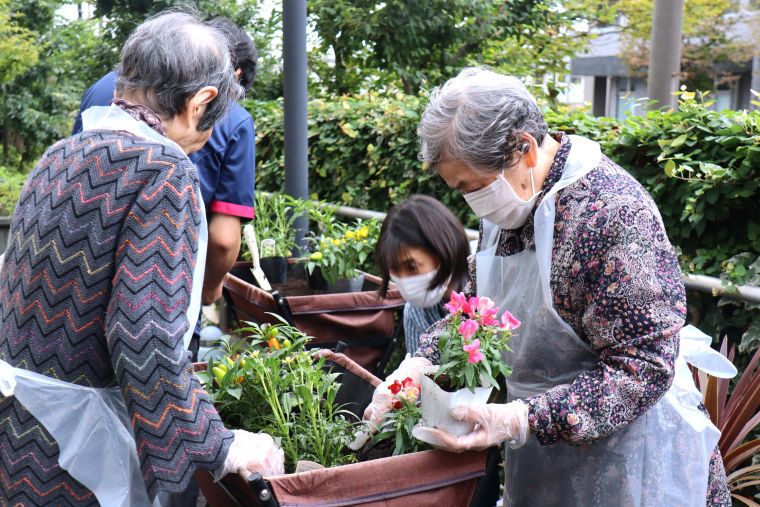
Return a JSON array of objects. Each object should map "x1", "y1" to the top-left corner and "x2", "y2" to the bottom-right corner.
[{"x1": 415, "y1": 134, "x2": 730, "y2": 505}]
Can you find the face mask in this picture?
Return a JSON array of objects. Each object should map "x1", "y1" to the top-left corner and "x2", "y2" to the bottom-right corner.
[
  {"x1": 390, "y1": 270, "x2": 449, "y2": 308},
  {"x1": 463, "y1": 169, "x2": 538, "y2": 229}
]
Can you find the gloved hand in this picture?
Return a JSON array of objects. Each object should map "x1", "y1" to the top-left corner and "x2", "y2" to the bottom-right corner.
[
  {"x1": 349, "y1": 356, "x2": 432, "y2": 450},
  {"x1": 412, "y1": 400, "x2": 529, "y2": 453},
  {"x1": 215, "y1": 430, "x2": 285, "y2": 481}
]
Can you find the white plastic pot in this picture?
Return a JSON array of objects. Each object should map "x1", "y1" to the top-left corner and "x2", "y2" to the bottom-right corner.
[{"x1": 419, "y1": 366, "x2": 492, "y2": 437}]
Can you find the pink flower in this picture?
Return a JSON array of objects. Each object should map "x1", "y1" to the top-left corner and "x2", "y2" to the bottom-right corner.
[
  {"x1": 461, "y1": 296, "x2": 479, "y2": 318},
  {"x1": 500, "y1": 311, "x2": 521, "y2": 330},
  {"x1": 463, "y1": 339, "x2": 484, "y2": 364},
  {"x1": 476, "y1": 297, "x2": 495, "y2": 315},
  {"x1": 444, "y1": 291, "x2": 467, "y2": 314},
  {"x1": 479, "y1": 308, "x2": 499, "y2": 327},
  {"x1": 458, "y1": 319, "x2": 479, "y2": 341}
]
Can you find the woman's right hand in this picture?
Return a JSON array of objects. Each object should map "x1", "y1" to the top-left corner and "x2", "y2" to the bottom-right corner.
[
  {"x1": 351, "y1": 356, "x2": 432, "y2": 449},
  {"x1": 216, "y1": 429, "x2": 285, "y2": 481}
]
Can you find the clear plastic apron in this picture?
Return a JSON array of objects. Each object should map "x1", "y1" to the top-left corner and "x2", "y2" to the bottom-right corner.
[
  {"x1": 0, "y1": 105, "x2": 207, "y2": 507},
  {"x1": 476, "y1": 135, "x2": 734, "y2": 506}
]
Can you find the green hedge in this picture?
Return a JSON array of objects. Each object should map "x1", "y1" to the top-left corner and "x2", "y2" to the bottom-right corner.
[{"x1": 246, "y1": 94, "x2": 760, "y2": 350}]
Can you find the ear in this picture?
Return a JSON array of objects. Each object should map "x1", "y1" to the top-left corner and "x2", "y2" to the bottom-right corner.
[
  {"x1": 520, "y1": 134, "x2": 539, "y2": 169},
  {"x1": 190, "y1": 86, "x2": 218, "y2": 109}
]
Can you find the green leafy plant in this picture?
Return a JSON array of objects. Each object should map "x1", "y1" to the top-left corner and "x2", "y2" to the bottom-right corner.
[
  {"x1": 200, "y1": 317, "x2": 357, "y2": 472},
  {"x1": 372, "y1": 376, "x2": 428, "y2": 456},
  {"x1": 247, "y1": 192, "x2": 310, "y2": 258},
  {"x1": 435, "y1": 292, "x2": 515, "y2": 392},
  {"x1": 695, "y1": 339, "x2": 760, "y2": 505},
  {"x1": 301, "y1": 219, "x2": 380, "y2": 285}
]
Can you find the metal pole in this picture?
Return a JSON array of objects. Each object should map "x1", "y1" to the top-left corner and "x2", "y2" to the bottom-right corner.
[
  {"x1": 646, "y1": 0, "x2": 685, "y2": 109},
  {"x1": 283, "y1": 0, "x2": 309, "y2": 250}
]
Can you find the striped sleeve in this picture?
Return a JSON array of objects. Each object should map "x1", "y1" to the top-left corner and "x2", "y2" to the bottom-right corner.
[{"x1": 104, "y1": 157, "x2": 232, "y2": 499}]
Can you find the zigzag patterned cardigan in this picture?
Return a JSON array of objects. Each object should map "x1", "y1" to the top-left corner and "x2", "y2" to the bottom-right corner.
[{"x1": 0, "y1": 129, "x2": 232, "y2": 505}]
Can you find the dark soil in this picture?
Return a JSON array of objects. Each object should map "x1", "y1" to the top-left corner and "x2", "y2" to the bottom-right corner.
[
  {"x1": 426, "y1": 372, "x2": 455, "y2": 392},
  {"x1": 355, "y1": 437, "x2": 395, "y2": 462}
]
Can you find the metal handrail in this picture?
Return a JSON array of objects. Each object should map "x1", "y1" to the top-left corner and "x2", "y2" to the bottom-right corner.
[{"x1": 331, "y1": 204, "x2": 760, "y2": 305}]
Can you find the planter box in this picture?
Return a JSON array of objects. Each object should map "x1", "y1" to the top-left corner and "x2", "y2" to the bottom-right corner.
[
  {"x1": 223, "y1": 261, "x2": 405, "y2": 375},
  {"x1": 194, "y1": 352, "x2": 500, "y2": 507}
]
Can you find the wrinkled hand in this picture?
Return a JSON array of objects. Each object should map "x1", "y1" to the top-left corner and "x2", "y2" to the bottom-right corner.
[
  {"x1": 349, "y1": 356, "x2": 431, "y2": 450},
  {"x1": 412, "y1": 400, "x2": 529, "y2": 453},
  {"x1": 215, "y1": 430, "x2": 285, "y2": 481}
]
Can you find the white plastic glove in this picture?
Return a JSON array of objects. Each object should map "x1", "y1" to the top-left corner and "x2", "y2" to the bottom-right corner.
[
  {"x1": 214, "y1": 430, "x2": 285, "y2": 481},
  {"x1": 349, "y1": 356, "x2": 432, "y2": 450},
  {"x1": 412, "y1": 400, "x2": 529, "y2": 453}
]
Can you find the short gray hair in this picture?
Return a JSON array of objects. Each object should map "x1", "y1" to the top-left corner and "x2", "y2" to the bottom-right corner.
[
  {"x1": 418, "y1": 67, "x2": 548, "y2": 174},
  {"x1": 116, "y1": 10, "x2": 243, "y2": 131}
]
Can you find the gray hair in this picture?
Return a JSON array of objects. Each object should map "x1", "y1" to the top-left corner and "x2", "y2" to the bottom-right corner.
[
  {"x1": 418, "y1": 67, "x2": 548, "y2": 174},
  {"x1": 116, "y1": 10, "x2": 243, "y2": 131}
]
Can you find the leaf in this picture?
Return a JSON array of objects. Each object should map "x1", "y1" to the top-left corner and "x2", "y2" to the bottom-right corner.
[
  {"x1": 226, "y1": 387, "x2": 243, "y2": 400},
  {"x1": 664, "y1": 159, "x2": 676, "y2": 178},
  {"x1": 671, "y1": 134, "x2": 688, "y2": 148}
]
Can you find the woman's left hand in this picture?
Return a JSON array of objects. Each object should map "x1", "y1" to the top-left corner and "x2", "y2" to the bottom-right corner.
[{"x1": 413, "y1": 400, "x2": 529, "y2": 452}]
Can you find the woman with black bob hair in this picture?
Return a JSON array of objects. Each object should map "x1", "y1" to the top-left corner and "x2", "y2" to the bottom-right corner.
[{"x1": 376, "y1": 195, "x2": 470, "y2": 355}]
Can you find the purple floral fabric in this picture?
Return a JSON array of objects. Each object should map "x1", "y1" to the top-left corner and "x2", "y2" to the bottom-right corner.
[{"x1": 415, "y1": 134, "x2": 729, "y2": 505}]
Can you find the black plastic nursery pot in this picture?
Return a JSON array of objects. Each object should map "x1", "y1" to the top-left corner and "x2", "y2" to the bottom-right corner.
[{"x1": 259, "y1": 256, "x2": 288, "y2": 284}]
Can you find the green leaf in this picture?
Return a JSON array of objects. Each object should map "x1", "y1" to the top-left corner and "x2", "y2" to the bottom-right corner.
[
  {"x1": 671, "y1": 134, "x2": 688, "y2": 148},
  {"x1": 226, "y1": 387, "x2": 243, "y2": 400},
  {"x1": 664, "y1": 159, "x2": 676, "y2": 178}
]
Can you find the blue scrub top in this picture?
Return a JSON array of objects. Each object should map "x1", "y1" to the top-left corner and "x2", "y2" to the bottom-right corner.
[{"x1": 72, "y1": 71, "x2": 256, "y2": 220}]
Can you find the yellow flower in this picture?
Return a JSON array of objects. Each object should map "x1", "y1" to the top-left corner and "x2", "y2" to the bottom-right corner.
[
  {"x1": 357, "y1": 226, "x2": 369, "y2": 239},
  {"x1": 332, "y1": 238, "x2": 341, "y2": 246},
  {"x1": 345, "y1": 231, "x2": 356, "y2": 240}
]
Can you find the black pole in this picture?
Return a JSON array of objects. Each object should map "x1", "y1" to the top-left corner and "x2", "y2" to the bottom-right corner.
[{"x1": 283, "y1": 0, "x2": 309, "y2": 250}]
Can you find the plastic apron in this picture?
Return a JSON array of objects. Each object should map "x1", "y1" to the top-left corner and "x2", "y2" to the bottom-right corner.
[
  {"x1": 0, "y1": 105, "x2": 207, "y2": 507},
  {"x1": 476, "y1": 135, "x2": 735, "y2": 507}
]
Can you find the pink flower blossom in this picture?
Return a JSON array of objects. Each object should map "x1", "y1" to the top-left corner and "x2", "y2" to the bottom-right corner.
[
  {"x1": 500, "y1": 311, "x2": 521, "y2": 330},
  {"x1": 444, "y1": 291, "x2": 467, "y2": 314},
  {"x1": 461, "y1": 296, "x2": 479, "y2": 318},
  {"x1": 463, "y1": 339, "x2": 485, "y2": 364},
  {"x1": 458, "y1": 319, "x2": 479, "y2": 341},
  {"x1": 476, "y1": 297, "x2": 495, "y2": 315},
  {"x1": 479, "y1": 308, "x2": 499, "y2": 327}
]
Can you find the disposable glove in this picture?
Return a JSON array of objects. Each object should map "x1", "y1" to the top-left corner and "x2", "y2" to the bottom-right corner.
[
  {"x1": 412, "y1": 400, "x2": 529, "y2": 453},
  {"x1": 349, "y1": 356, "x2": 431, "y2": 450},
  {"x1": 214, "y1": 430, "x2": 285, "y2": 481}
]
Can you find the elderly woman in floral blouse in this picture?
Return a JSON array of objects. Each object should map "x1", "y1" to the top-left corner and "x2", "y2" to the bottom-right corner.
[{"x1": 364, "y1": 67, "x2": 729, "y2": 506}]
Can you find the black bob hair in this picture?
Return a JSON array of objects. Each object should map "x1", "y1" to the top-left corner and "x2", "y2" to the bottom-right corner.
[{"x1": 376, "y1": 194, "x2": 469, "y2": 297}]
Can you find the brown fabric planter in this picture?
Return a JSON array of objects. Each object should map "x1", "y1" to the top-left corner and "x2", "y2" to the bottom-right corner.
[
  {"x1": 223, "y1": 261, "x2": 405, "y2": 375},
  {"x1": 198, "y1": 449, "x2": 488, "y2": 507},
  {"x1": 193, "y1": 354, "x2": 499, "y2": 507}
]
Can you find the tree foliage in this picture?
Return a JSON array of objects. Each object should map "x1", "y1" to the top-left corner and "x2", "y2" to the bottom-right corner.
[
  {"x1": 0, "y1": 0, "x2": 101, "y2": 168},
  {"x1": 308, "y1": 0, "x2": 616, "y2": 97},
  {"x1": 616, "y1": 0, "x2": 759, "y2": 90}
]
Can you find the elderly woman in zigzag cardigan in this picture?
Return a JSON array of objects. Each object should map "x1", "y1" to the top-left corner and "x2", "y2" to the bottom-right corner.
[{"x1": 0, "y1": 10, "x2": 283, "y2": 506}]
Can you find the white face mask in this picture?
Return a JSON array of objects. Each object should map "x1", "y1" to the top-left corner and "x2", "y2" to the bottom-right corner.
[
  {"x1": 463, "y1": 169, "x2": 538, "y2": 229},
  {"x1": 390, "y1": 271, "x2": 449, "y2": 308}
]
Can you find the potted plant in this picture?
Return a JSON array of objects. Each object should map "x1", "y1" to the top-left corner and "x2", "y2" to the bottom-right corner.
[
  {"x1": 199, "y1": 317, "x2": 357, "y2": 472},
  {"x1": 301, "y1": 219, "x2": 379, "y2": 293},
  {"x1": 419, "y1": 291, "x2": 518, "y2": 436},
  {"x1": 244, "y1": 193, "x2": 310, "y2": 284},
  {"x1": 367, "y1": 376, "x2": 431, "y2": 457}
]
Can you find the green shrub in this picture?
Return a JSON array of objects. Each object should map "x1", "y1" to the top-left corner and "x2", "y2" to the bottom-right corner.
[{"x1": 0, "y1": 164, "x2": 25, "y2": 216}]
